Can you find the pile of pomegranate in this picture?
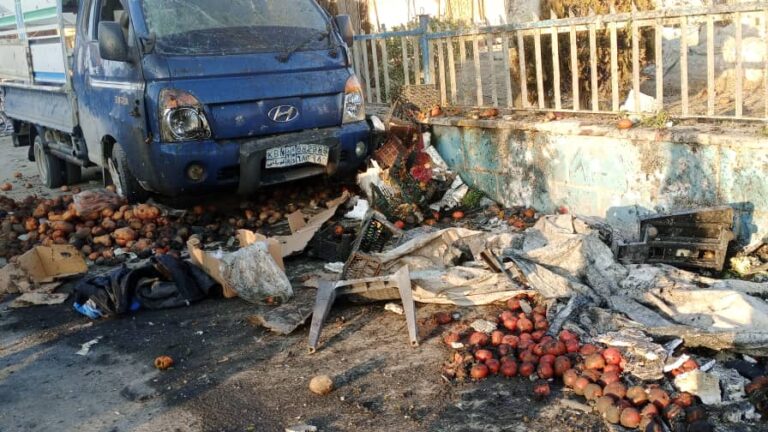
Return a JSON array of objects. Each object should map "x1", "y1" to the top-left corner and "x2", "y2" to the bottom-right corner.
[{"x1": 439, "y1": 297, "x2": 714, "y2": 431}]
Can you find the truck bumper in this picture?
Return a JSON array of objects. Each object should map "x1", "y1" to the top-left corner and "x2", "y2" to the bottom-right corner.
[{"x1": 140, "y1": 121, "x2": 370, "y2": 196}]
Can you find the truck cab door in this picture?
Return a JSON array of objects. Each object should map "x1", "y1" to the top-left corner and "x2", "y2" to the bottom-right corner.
[{"x1": 72, "y1": 0, "x2": 147, "y2": 168}]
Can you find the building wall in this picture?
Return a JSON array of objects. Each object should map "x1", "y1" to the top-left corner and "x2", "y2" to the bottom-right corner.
[
  {"x1": 431, "y1": 118, "x2": 768, "y2": 244},
  {"x1": 367, "y1": 0, "x2": 509, "y2": 31}
]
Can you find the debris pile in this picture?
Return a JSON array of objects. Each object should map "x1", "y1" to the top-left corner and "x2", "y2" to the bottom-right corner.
[
  {"x1": 0, "y1": 183, "x2": 349, "y2": 264},
  {"x1": 437, "y1": 297, "x2": 720, "y2": 430}
]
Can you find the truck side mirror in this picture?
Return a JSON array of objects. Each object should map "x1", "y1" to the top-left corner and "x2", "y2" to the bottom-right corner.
[
  {"x1": 334, "y1": 15, "x2": 355, "y2": 47},
  {"x1": 98, "y1": 21, "x2": 129, "y2": 62}
]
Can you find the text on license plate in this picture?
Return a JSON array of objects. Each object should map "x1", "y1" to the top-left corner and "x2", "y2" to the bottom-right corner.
[{"x1": 265, "y1": 144, "x2": 329, "y2": 169}]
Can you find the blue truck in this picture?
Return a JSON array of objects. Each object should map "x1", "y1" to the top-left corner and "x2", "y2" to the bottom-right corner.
[{"x1": 0, "y1": 0, "x2": 370, "y2": 201}]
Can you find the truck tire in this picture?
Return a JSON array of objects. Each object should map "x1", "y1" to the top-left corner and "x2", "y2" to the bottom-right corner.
[
  {"x1": 33, "y1": 135, "x2": 65, "y2": 189},
  {"x1": 108, "y1": 144, "x2": 149, "y2": 203},
  {"x1": 65, "y1": 163, "x2": 82, "y2": 185}
]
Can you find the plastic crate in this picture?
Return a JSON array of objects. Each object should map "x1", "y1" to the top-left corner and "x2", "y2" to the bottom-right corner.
[{"x1": 309, "y1": 225, "x2": 354, "y2": 262}]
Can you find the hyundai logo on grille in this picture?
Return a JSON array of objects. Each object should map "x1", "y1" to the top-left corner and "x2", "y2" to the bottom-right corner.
[{"x1": 268, "y1": 105, "x2": 299, "y2": 123}]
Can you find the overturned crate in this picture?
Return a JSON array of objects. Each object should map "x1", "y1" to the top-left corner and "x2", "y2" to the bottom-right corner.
[
  {"x1": 617, "y1": 207, "x2": 735, "y2": 271},
  {"x1": 341, "y1": 211, "x2": 403, "y2": 280}
]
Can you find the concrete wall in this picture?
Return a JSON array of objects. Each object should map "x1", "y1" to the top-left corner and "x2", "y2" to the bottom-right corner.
[{"x1": 430, "y1": 117, "x2": 768, "y2": 244}]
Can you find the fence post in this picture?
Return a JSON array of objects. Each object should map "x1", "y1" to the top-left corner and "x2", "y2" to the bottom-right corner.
[
  {"x1": 14, "y1": 0, "x2": 26, "y2": 40},
  {"x1": 419, "y1": 14, "x2": 432, "y2": 84}
]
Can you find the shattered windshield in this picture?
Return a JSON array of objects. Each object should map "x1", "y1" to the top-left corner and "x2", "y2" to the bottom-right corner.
[{"x1": 140, "y1": 0, "x2": 329, "y2": 55}]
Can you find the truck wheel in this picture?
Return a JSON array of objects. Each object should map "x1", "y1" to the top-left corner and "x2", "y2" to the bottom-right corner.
[
  {"x1": 65, "y1": 163, "x2": 82, "y2": 185},
  {"x1": 108, "y1": 144, "x2": 149, "y2": 203},
  {"x1": 34, "y1": 135, "x2": 64, "y2": 189}
]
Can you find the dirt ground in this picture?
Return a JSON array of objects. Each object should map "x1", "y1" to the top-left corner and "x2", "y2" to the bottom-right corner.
[{"x1": 0, "y1": 136, "x2": 618, "y2": 432}]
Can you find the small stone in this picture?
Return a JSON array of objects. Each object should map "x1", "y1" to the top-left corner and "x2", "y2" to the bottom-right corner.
[
  {"x1": 285, "y1": 425, "x2": 317, "y2": 432},
  {"x1": 384, "y1": 302, "x2": 404, "y2": 315},
  {"x1": 309, "y1": 375, "x2": 334, "y2": 395},
  {"x1": 469, "y1": 319, "x2": 497, "y2": 334}
]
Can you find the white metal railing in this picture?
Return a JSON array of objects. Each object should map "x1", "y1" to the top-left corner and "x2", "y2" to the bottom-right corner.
[{"x1": 354, "y1": 2, "x2": 768, "y2": 121}]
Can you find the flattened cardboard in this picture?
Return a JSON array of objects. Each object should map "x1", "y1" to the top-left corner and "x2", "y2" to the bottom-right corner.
[
  {"x1": 276, "y1": 192, "x2": 349, "y2": 257},
  {"x1": 16, "y1": 245, "x2": 87, "y2": 284}
]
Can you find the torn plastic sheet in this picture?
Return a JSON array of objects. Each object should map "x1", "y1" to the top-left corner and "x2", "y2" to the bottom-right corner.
[{"x1": 429, "y1": 177, "x2": 469, "y2": 212}]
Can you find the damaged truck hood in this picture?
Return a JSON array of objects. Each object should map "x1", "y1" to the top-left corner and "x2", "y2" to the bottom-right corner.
[{"x1": 145, "y1": 50, "x2": 349, "y2": 140}]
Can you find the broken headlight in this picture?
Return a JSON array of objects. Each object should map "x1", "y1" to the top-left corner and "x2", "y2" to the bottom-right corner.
[
  {"x1": 159, "y1": 89, "x2": 212, "y2": 142},
  {"x1": 342, "y1": 75, "x2": 365, "y2": 124}
]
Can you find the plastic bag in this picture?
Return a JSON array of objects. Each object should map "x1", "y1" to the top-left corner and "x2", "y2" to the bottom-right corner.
[
  {"x1": 73, "y1": 189, "x2": 123, "y2": 216},
  {"x1": 220, "y1": 241, "x2": 293, "y2": 304}
]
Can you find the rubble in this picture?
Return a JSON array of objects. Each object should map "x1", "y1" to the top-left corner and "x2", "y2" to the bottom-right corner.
[{"x1": 674, "y1": 370, "x2": 722, "y2": 405}]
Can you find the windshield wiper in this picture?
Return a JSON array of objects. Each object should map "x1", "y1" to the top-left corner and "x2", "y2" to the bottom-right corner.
[{"x1": 276, "y1": 29, "x2": 329, "y2": 63}]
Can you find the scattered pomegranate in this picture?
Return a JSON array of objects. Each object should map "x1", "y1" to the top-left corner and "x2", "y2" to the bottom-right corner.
[
  {"x1": 0, "y1": 182, "x2": 12, "y2": 191},
  {"x1": 620, "y1": 407, "x2": 641, "y2": 428},
  {"x1": 617, "y1": 118, "x2": 634, "y2": 130},
  {"x1": 394, "y1": 220, "x2": 406, "y2": 229},
  {"x1": 500, "y1": 359, "x2": 518, "y2": 377},
  {"x1": 468, "y1": 332, "x2": 489, "y2": 347},
  {"x1": 486, "y1": 358, "x2": 500, "y2": 374},
  {"x1": 470, "y1": 363, "x2": 490, "y2": 380},
  {"x1": 474, "y1": 349, "x2": 494, "y2": 363},
  {"x1": 533, "y1": 380, "x2": 551, "y2": 398},
  {"x1": 451, "y1": 210, "x2": 465, "y2": 220},
  {"x1": 434, "y1": 312, "x2": 453, "y2": 325}
]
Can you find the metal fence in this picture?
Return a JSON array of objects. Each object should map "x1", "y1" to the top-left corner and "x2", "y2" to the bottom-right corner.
[{"x1": 352, "y1": 2, "x2": 768, "y2": 121}]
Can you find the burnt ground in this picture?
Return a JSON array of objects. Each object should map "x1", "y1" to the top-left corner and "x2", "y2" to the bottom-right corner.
[
  {"x1": 0, "y1": 136, "x2": 613, "y2": 432},
  {"x1": 1, "y1": 136, "x2": 763, "y2": 432},
  {"x1": 0, "y1": 264, "x2": 609, "y2": 432}
]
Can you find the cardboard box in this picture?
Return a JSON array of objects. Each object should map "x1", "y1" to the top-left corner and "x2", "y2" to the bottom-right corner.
[
  {"x1": 16, "y1": 245, "x2": 88, "y2": 284},
  {"x1": 187, "y1": 192, "x2": 348, "y2": 299}
]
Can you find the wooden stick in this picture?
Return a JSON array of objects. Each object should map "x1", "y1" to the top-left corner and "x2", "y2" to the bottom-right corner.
[
  {"x1": 447, "y1": 37, "x2": 457, "y2": 105},
  {"x1": 655, "y1": 18, "x2": 663, "y2": 111},
  {"x1": 517, "y1": 31, "x2": 528, "y2": 108},
  {"x1": 502, "y1": 32, "x2": 514, "y2": 108},
  {"x1": 473, "y1": 35, "x2": 483, "y2": 106},
  {"x1": 735, "y1": 11, "x2": 743, "y2": 118},
  {"x1": 570, "y1": 24, "x2": 579, "y2": 111},
  {"x1": 707, "y1": 14, "x2": 715, "y2": 116},
  {"x1": 437, "y1": 39, "x2": 447, "y2": 105},
  {"x1": 401, "y1": 36, "x2": 410, "y2": 86},
  {"x1": 610, "y1": 4, "x2": 620, "y2": 111},
  {"x1": 380, "y1": 38, "x2": 391, "y2": 103},
  {"x1": 487, "y1": 34, "x2": 499, "y2": 107},
  {"x1": 534, "y1": 28, "x2": 545, "y2": 109},
  {"x1": 371, "y1": 38, "x2": 381, "y2": 103},
  {"x1": 680, "y1": 15, "x2": 689, "y2": 116}
]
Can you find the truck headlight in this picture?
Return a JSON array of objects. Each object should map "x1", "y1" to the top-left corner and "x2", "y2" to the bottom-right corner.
[
  {"x1": 159, "y1": 89, "x2": 212, "y2": 142},
  {"x1": 342, "y1": 76, "x2": 365, "y2": 124}
]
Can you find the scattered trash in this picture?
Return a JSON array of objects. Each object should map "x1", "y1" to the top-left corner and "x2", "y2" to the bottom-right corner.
[
  {"x1": 384, "y1": 302, "x2": 404, "y2": 315},
  {"x1": 285, "y1": 425, "x2": 318, "y2": 432},
  {"x1": 73, "y1": 255, "x2": 218, "y2": 319},
  {"x1": 76, "y1": 336, "x2": 102, "y2": 356},
  {"x1": 308, "y1": 267, "x2": 417, "y2": 353},
  {"x1": 343, "y1": 198, "x2": 370, "y2": 221},
  {"x1": 323, "y1": 262, "x2": 344, "y2": 274},
  {"x1": 154, "y1": 355, "x2": 174, "y2": 370},
  {"x1": 247, "y1": 288, "x2": 316, "y2": 335},
  {"x1": 674, "y1": 369, "x2": 722, "y2": 405},
  {"x1": 469, "y1": 319, "x2": 498, "y2": 335},
  {"x1": 309, "y1": 375, "x2": 334, "y2": 395},
  {"x1": 17, "y1": 244, "x2": 87, "y2": 284}
]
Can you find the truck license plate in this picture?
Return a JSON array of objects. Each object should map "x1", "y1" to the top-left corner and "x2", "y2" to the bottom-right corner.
[{"x1": 265, "y1": 144, "x2": 329, "y2": 169}]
